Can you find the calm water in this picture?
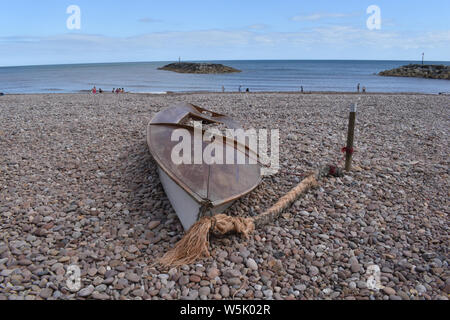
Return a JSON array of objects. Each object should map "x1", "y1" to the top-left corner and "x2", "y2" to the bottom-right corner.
[{"x1": 0, "y1": 60, "x2": 449, "y2": 94}]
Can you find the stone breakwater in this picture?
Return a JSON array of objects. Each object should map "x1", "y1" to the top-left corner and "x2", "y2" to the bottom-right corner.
[
  {"x1": 158, "y1": 62, "x2": 241, "y2": 74},
  {"x1": 379, "y1": 64, "x2": 450, "y2": 80},
  {"x1": 0, "y1": 93, "x2": 449, "y2": 300}
]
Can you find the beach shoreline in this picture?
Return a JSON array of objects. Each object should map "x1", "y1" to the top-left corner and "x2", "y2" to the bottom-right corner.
[
  {"x1": 2, "y1": 60, "x2": 450, "y2": 96},
  {"x1": 0, "y1": 92, "x2": 448, "y2": 300},
  {"x1": 2, "y1": 90, "x2": 448, "y2": 96}
]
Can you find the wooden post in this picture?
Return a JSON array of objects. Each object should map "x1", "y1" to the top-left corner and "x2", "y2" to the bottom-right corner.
[{"x1": 345, "y1": 103, "x2": 357, "y2": 171}]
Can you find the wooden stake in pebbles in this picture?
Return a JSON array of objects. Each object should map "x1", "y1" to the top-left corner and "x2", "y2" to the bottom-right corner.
[{"x1": 344, "y1": 103, "x2": 357, "y2": 171}]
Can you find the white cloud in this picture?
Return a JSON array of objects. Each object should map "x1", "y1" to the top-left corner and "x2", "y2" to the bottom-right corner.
[
  {"x1": 2, "y1": 28, "x2": 449, "y2": 50},
  {"x1": 138, "y1": 17, "x2": 161, "y2": 23},
  {"x1": 247, "y1": 24, "x2": 269, "y2": 30},
  {"x1": 1, "y1": 27, "x2": 449, "y2": 65},
  {"x1": 291, "y1": 12, "x2": 356, "y2": 21}
]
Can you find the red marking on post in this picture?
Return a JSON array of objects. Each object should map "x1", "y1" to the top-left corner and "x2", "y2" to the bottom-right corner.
[{"x1": 341, "y1": 147, "x2": 354, "y2": 154}]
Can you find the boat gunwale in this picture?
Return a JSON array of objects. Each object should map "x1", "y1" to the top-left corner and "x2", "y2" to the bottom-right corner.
[{"x1": 151, "y1": 102, "x2": 240, "y2": 129}]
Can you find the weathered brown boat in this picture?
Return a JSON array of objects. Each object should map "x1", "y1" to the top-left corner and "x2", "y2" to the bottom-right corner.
[{"x1": 147, "y1": 102, "x2": 261, "y2": 230}]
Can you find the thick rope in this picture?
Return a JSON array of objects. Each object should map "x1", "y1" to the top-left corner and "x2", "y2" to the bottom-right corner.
[
  {"x1": 159, "y1": 214, "x2": 254, "y2": 267},
  {"x1": 253, "y1": 173, "x2": 319, "y2": 228},
  {"x1": 159, "y1": 166, "x2": 338, "y2": 267}
]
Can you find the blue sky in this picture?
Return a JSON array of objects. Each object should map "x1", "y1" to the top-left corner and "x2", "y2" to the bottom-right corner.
[{"x1": 1, "y1": 0, "x2": 449, "y2": 66}]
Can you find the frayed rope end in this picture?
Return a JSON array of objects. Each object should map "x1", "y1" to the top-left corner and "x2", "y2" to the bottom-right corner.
[{"x1": 159, "y1": 214, "x2": 254, "y2": 267}]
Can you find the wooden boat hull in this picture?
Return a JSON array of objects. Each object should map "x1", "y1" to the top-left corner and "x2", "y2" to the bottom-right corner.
[
  {"x1": 157, "y1": 167, "x2": 234, "y2": 230},
  {"x1": 147, "y1": 103, "x2": 261, "y2": 230}
]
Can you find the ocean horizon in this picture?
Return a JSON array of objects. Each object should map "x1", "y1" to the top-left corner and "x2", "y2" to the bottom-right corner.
[{"x1": 1, "y1": 59, "x2": 449, "y2": 94}]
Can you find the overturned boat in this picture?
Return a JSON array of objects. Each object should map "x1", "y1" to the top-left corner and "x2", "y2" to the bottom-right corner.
[{"x1": 147, "y1": 103, "x2": 261, "y2": 230}]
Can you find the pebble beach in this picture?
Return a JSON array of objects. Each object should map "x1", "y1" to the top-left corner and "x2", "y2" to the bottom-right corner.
[{"x1": 0, "y1": 92, "x2": 448, "y2": 300}]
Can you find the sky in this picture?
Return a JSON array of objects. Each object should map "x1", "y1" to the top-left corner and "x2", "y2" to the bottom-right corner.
[{"x1": 0, "y1": 0, "x2": 449, "y2": 66}]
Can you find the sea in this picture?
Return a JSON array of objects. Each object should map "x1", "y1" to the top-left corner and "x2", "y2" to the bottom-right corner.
[{"x1": 0, "y1": 60, "x2": 449, "y2": 94}]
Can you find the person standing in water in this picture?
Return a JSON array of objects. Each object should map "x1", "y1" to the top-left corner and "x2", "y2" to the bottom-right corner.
[{"x1": 357, "y1": 83, "x2": 360, "y2": 93}]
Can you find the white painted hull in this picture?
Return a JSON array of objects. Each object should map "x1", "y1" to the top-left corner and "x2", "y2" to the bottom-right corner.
[{"x1": 158, "y1": 166, "x2": 234, "y2": 230}]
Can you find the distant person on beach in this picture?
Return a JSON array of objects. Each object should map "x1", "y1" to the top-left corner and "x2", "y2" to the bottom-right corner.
[
  {"x1": 362, "y1": 86, "x2": 366, "y2": 93},
  {"x1": 246, "y1": 88, "x2": 250, "y2": 92},
  {"x1": 357, "y1": 83, "x2": 360, "y2": 93},
  {"x1": 112, "y1": 88, "x2": 115, "y2": 93},
  {"x1": 239, "y1": 85, "x2": 242, "y2": 93},
  {"x1": 301, "y1": 86, "x2": 304, "y2": 93},
  {"x1": 92, "y1": 86, "x2": 97, "y2": 94},
  {"x1": 122, "y1": 88, "x2": 125, "y2": 93},
  {"x1": 115, "y1": 88, "x2": 120, "y2": 94},
  {"x1": 99, "y1": 88, "x2": 103, "y2": 93},
  {"x1": 222, "y1": 85, "x2": 225, "y2": 92}
]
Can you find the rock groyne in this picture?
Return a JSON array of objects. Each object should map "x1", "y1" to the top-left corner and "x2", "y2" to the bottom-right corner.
[
  {"x1": 158, "y1": 62, "x2": 241, "y2": 74},
  {"x1": 379, "y1": 64, "x2": 449, "y2": 80}
]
